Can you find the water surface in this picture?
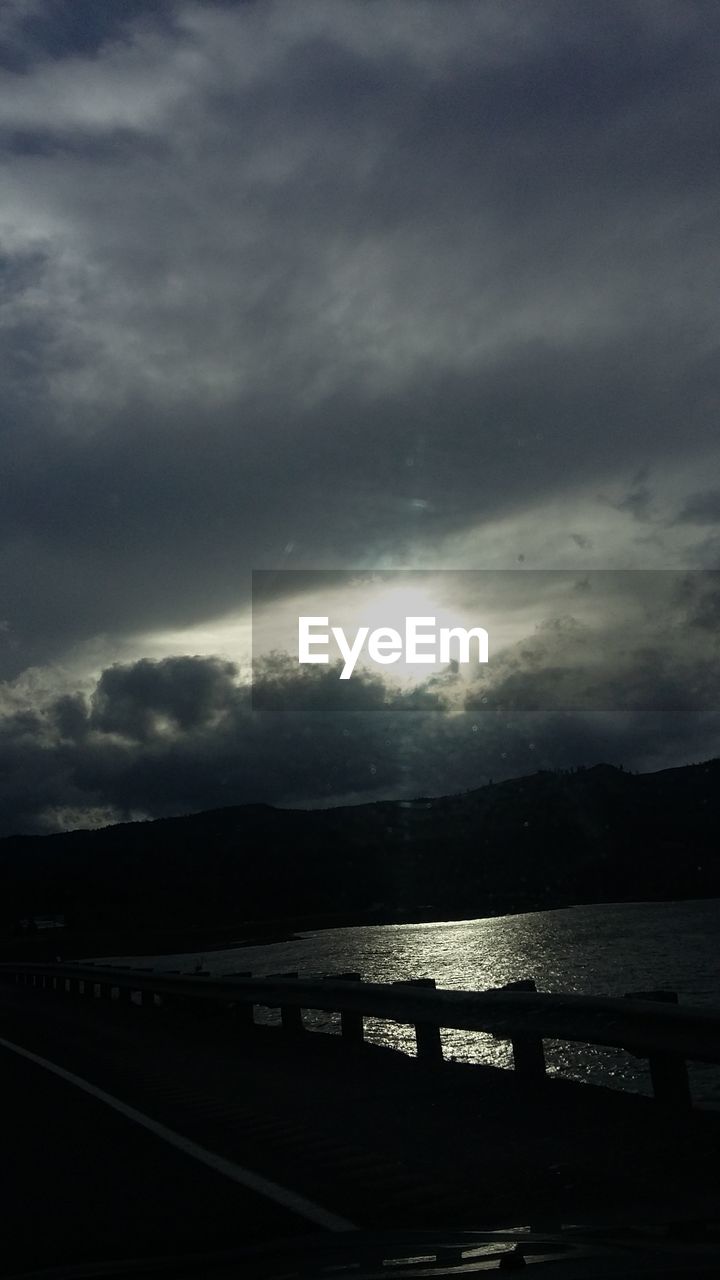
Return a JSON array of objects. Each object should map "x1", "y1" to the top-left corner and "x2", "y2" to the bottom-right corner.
[{"x1": 97, "y1": 898, "x2": 720, "y2": 1104}]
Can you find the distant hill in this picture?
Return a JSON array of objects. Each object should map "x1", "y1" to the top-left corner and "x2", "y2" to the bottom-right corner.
[{"x1": 1, "y1": 760, "x2": 719, "y2": 951}]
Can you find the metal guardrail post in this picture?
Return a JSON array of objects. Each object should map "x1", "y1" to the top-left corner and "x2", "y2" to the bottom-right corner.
[
  {"x1": 272, "y1": 972, "x2": 304, "y2": 1035},
  {"x1": 225, "y1": 972, "x2": 254, "y2": 1027},
  {"x1": 139, "y1": 986, "x2": 155, "y2": 1008},
  {"x1": 504, "y1": 980, "x2": 547, "y2": 1082},
  {"x1": 395, "y1": 978, "x2": 444, "y2": 1066},
  {"x1": 649, "y1": 1050, "x2": 692, "y2": 1110},
  {"x1": 324, "y1": 972, "x2": 363, "y2": 1046},
  {"x1": 625, "y1": 990, "x2": 692, "y2": 1110}
]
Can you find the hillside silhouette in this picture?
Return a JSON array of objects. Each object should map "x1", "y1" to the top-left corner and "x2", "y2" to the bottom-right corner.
[{"x1": 1, "y1": 759, "x2": 719, "y2": 956}]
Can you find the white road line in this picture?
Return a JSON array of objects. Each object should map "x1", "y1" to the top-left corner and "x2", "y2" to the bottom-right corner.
[{"x1": 0, "y1": 1035, "x2": 357, "y2": 1234}]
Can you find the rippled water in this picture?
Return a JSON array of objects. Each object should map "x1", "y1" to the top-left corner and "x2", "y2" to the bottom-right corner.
[{"x1": 99, "y1": 898, "x2": 720, "y2": 1105}]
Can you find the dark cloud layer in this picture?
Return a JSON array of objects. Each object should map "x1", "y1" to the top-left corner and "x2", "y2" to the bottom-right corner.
[
  {"x1": 2, "y1": 592, "x2": 718, "y2": 836},
  {"x1": 0, "y1": 2, "x2": 719, "y2": 830}
]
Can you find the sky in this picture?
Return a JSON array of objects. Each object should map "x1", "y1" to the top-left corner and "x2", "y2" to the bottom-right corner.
[{"x1": 0, "y1": 0, "x2": 719, "y2": 834}]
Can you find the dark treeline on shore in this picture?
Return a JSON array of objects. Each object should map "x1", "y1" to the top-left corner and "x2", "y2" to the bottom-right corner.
[{"x1": 1, "y1": 759, "x2": 719, "y2": 957}]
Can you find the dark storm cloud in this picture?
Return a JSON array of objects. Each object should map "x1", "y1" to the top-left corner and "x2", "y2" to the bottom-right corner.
[
  {"x1": 0, "y1": 1, "x2": 719, "y2": 676},
  {"x1": 90, "y1": 655, "x2": 237, "y2": 740},
  {"x1": 0, "y1": 655, "x2": 413, "y2": 834},
  {"x1": 0, "y1": 0, "x2": 182, "y2": 70},
  {"x1": 0, "y1": 334, "x2": 716, "y2": 678},
  {"x1": 677, "y1": 491, "x2": 720, "y2": 525},
  {"x1": 1, "y1": 585, "x2": 718, "y2": 836},
  {"x1": 1, "y1": 2, "x2": 719, "y2": 828}
]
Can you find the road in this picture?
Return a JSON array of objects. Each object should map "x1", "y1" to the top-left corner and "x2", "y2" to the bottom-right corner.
[
  {"x1": 0, "y1": 1031, "x2": 337, "y2": 1277},
  {"x1": 2, "y1": 977, "x2": 720, "y2": 1277}
]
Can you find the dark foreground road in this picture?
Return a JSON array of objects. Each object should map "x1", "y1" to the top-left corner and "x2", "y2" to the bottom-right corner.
[
  {"x1": 0, "y1": 1031, "x2": 336, "y2": 1276},
  {"x1": 2, "y1": 981, "x2": 720, "y2": 1276}
]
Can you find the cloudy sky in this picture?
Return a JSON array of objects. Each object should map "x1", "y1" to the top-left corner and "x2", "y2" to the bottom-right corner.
[{"x1": 1, "y1": 0, "x2": 719, "y2": 834}]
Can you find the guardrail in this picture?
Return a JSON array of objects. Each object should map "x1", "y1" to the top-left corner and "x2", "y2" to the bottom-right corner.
[{"x1": 3, "y1": 961, "x2": 720, "y2": 1109}]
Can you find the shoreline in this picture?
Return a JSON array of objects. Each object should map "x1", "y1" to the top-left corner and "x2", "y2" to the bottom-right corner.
[{"x1": 3, "y1": 892, "x2": 719, "y2": 964}]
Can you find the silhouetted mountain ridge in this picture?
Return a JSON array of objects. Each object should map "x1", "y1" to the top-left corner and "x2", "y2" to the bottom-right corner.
[{"x1": 1, "y1": 759, "x2": 719, "y2": 940}]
